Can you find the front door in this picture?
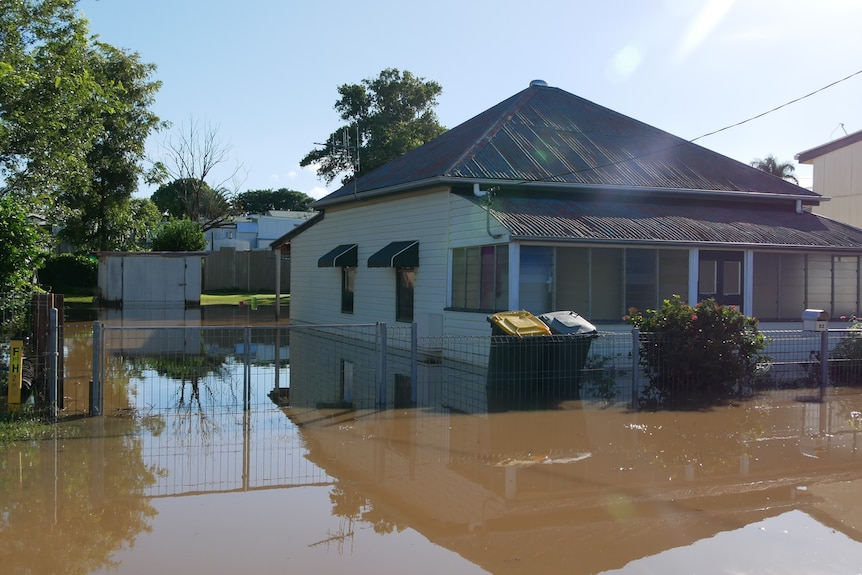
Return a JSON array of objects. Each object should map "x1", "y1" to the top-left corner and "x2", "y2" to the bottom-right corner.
[{"x1": 698, "y1": 250, "x2": 743, "y2": 307}]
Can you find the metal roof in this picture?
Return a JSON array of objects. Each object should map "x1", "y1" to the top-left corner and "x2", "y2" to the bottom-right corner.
[
  {"x1": 482, "y1": 194, "x2": 862, "y2": 249},
  {"x1": 318, "y1": 83, "x2": 818, "y2": 206},
  {"x1": 796, "y1": 128, "x2": 862, "y2": 163}
]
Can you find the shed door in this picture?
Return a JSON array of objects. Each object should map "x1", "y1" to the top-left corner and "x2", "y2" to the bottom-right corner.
[{"x1": 698, "y1": 250, "x2": 743, "y2": 307}]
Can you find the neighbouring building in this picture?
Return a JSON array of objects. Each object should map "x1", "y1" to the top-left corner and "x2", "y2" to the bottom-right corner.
[{"x1": 797, "y1": 128, "x2": 862, "y2": 229}]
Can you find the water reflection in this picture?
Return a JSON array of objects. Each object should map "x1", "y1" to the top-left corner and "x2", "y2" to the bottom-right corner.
[
  {"x1": 58, "y1": 307, "x2": 290, "y2": 417},
  {"x1": 7, "y1": 304, "x2": 862, "y2": 573},
  {"x1": 0, "y1": 418, "x2": 158, "y2": 574},
  {"x1": 2, "y1": 390, "x2": 862, "y2": 573},
  {"x1": 285, "y1": 392, "x2": 862, "y2": 574}
]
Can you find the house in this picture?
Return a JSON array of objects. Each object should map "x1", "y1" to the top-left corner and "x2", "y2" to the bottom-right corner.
[
  {"x1": 275, "y1": 81, "x2": 862, "y2": 338},
  {"x1": 797, "y1": 128, "x2": 862, "y2": 229},
  {"x1": 208, "y1": 211, "x2": 317, "y2": 251}
]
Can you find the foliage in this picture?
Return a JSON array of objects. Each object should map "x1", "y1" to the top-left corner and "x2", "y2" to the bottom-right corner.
[
  {"x1": 151, "y1": 218, "x2": 206, "y2": 252},
  {"x1": 151, "y1": 177, "x2": 231, "y2": 229},
  {"x1": 0, "y1": 413, "x2": 55, "y2": 444},
  {"x1": 234, "y1": 188, "x2": 315, "y2": 214},
  {"x1": 0, "y1": 195, "x2": 48, "y2": 293},
  {"x1": 829, "y1": 317, "x2": 862, "y2": 385},
  {"x1": 625, "y1": 295, "x2": 770, "y2": 408},
  {"x1": 581, "y1": 353, "x2": 625, "y2": 404},
  {"x1": 750, "y1": 154, "x2": 799, "y2": 185},
  {"x1": 38, "y1": 253, "x2": 97, "y2": 294},
  {"x1": 58, "y1": 41, "x2": 163, "y2": 251},
  {"x1": 0, "y1": 1, "x2": 162, "y2": 224},
  {"x1": 301, "y1": 68, "x2": 446, "y2": 185},
  {"x1": 0, "y1": 0, "x2": 100, "y2": 207},
  {"x1": 126, "y1": 198, "x2": 163, "y2": 249}
]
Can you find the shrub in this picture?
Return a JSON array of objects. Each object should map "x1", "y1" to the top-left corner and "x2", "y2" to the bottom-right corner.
[
  {"x1": 38, "y1": 253, "x2": 97, "y2": 295},
  {"x1": 626, "y1": 295, "x2": 769, "y2": 408},
  {"x1": 151, "y1": 219, "x2": 207, "y2": 252},
  {"x1": 830, "y1": 318, "x2": 862, "y2": 385}
]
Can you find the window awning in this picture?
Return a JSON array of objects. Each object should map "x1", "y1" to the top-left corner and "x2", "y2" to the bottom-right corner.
[
  {"x1": 368, "y1": 240, "x2": 419, "y2": 268},
  {"x1": 318, "y1": 244, "x2": 358, "y2": 267}
]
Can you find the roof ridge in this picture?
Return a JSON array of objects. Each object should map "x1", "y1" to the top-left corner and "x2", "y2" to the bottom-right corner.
[{"x1": 444, "y1": 87, "x2": 539, "y2": 174}]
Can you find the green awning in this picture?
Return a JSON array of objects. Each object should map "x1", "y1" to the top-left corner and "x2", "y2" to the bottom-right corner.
[
  {"x1": 318, "y1": 244, "x2": 358, "y2": 267},
  {"x1": 367, "y1": 240, "x2": 419, "y2": 268}
]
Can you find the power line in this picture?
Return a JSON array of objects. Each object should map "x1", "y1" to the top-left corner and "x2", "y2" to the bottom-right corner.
[
  {"x1": 518, "y1": 68, "x2": 862, "y2": 185},
  {"x1": 691, "y1": 68, "x2": 862, "y2": 142}
]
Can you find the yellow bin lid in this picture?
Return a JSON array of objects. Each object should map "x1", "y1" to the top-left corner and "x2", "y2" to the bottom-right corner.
[{"x1": 489, "y1": 310, "x2": 551, "y2": 337}]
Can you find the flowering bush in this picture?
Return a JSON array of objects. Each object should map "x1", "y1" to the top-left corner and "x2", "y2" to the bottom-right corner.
[{"x1": 625, "y1": 295, "x2": 769, "y2": 408}]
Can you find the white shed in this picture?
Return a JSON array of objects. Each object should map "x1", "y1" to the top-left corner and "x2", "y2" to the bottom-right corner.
[{"x1": 97, "y1": 252, "x2": 205, "y2": 307}]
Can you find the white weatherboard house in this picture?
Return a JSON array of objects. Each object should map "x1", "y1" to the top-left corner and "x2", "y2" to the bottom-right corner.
[{"x1": 276, "y1": 81, "x2": 862, "y2": 338}]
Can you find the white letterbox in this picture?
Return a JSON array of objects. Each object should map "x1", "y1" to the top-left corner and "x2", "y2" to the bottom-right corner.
[{"x1": 802, "y1": 309, "x2": 829, "y2": 331}]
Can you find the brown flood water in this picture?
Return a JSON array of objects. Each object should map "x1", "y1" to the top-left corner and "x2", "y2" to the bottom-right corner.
[
  {"x1": 3, "y1": 385, "x2": 862, "y2": 574},
  {"x1": 4, "y1": 310, "x2": 862, "y2": 573}
]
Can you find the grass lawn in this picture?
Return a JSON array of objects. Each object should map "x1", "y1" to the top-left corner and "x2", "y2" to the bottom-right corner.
[{"x1": 200, "y1": 293, "x2": 288, "y2": 306}]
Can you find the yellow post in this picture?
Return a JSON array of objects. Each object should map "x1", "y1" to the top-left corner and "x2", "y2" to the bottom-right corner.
[{"x1": 7, "y1": 340, "x2": 23, "y2": 412}]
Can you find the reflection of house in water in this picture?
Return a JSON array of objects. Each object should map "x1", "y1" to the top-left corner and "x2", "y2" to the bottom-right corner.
[
  {"x1": 285, "y1": 395, "x2": 862, "y2": 574},
  {"x1": 288, "y1": 323, "x2": 614, "y2": 413},
  {"x1": 288, "y1": 325, "x2": 495, "y2": 412}
]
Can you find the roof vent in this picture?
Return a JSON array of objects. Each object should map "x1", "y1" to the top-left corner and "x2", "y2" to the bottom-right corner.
[{"x1": 529, "y1": 79, "x2": 549, "y2": 88}]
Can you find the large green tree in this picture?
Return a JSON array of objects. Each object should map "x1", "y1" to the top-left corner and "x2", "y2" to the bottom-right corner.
[
  {"x1": 750, "y1": 154, "x2": 799, "y2": 185},
  {"x1": 1, "y1": 0, "x2": 163, "y2": 254},
  {"x1": 59, "y1": 42, "x2": 163, "y2": 252},
  {"x1": 300, "y1": 68, "x2": 446, "y2": 185},
  {"x1": 234, "y1": 188, "x2": 315, "y2": 214},
  {"x1": 0, "y1": 0, "x2": 105, "y2": 207}
]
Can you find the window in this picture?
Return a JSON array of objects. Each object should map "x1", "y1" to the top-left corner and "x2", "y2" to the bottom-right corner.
[
  {"x1": 341, "y1": 267, "x2": 355, "y2": 314},
  {"x1": 396, "y1": 268, "x2": 415, "y2": 322},
  {"x1": 556, "y1": 246, "x2": 689, "y2": 321},
  {"x1": 625, "y1": 249, "x2": 657, "y2": 313},
  {"x1": 451, "y1": 245, "x2": 508, "y2": 310},
  {"x1": 519, "y1": 246, "x2": 553, "y2": 314},
  {"x1": 723, "y1": 261, "x2": 741, "y2": 295}
]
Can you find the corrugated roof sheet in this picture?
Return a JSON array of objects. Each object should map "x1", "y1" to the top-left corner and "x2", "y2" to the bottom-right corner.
[
  {"x1": 321, "y1": 84, "x2": 817, "y2": 203},
  {"x1": 484, "y1": 195, "x2": 862, "y2": 249}
]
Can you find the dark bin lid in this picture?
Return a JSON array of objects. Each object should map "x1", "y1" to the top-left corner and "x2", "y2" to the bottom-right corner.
[{"x1": 538, "y1": 310, "x2": 598, "y2": 336}]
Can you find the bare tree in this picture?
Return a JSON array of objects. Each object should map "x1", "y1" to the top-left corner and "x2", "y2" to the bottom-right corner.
[{"x1": 148, "y1": 117, "x2": 246, "y2": 229}]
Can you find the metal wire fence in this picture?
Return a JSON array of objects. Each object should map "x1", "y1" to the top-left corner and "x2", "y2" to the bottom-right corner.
[{"x1": 7, "y1": 320, "x2": 862, "y2": 419}]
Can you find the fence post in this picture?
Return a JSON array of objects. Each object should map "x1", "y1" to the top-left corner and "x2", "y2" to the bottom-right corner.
[
  {"x1": 411, "y1": 322, "x2": 418, "y2": 405},
  {"x1": 90, "y1": 322, "x2": 102, "y2": 416},
  {"x1": 376, "y1": 322, "x2": 387, "y2": 407},
  {"x1": 243, "y1": 326, "x2": 252, "y2": 411},
  {"x1": 47, "y1": 307, "x2": 58, "y2": 420},
  {"x1": 820, "y1": 329, "x2": 829, "y2": 402},
  {"x1": 631, "y1": 328, "x2": 640, "y2": 411}
]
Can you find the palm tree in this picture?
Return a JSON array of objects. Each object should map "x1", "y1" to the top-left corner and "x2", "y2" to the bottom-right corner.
[{"x1": 750, "y1": 154, "x2": 799, "y2": 184}]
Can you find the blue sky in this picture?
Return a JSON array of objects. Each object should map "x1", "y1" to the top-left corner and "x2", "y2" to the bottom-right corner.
[{"x1": 78, "y1": 0, "x2": 862, "y2": 199}]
